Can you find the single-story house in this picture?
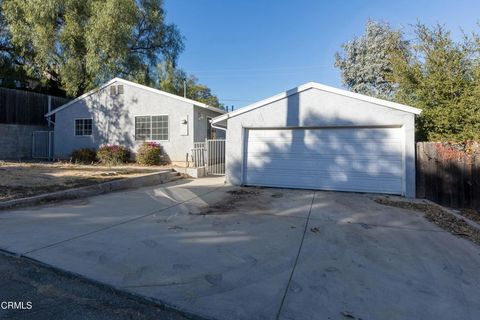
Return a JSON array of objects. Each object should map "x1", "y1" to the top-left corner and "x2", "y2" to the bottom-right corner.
[
  {"x1": 211, "y1": 82, "x2": 421, "y2": 197},
  {"x1": 46, "y1": 78, "x2": 226, "y2": 164}
]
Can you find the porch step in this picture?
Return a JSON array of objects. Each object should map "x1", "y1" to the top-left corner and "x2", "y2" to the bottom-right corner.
[{"x1": 167, "y1": 170, "x2": 183, "y2": 182}]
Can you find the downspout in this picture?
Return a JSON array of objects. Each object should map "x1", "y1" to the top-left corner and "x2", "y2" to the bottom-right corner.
[{"x1": 210, "y1": 121, "x2": 227, "y2": 133}]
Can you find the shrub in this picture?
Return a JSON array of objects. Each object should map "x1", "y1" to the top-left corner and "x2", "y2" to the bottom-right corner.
[
  {"x1": 136, "y1": 142, "x2": 162, "y2": 165},
  {"x1": 96, "y1": 145, "x2": 130, "y2": 165},
  {"x1": 71, "y1": 148, "x2": 97, "y2": 164}
]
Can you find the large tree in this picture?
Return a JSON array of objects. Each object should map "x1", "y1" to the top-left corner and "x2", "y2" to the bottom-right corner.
[
  {"x1": 336, "y1": 20, "x2": 480, "y2": 142},
  {"x1": 335, "y1": 20, "x2": 408, "y2": 99},
  {"x1": 1, "y1": 0, "x2": 184, "y2": 96},
  {"x1": 390, "y1": 23, "x2": 480, "y2": 141},
  {"x1": 156, "y1": 61, "x2": 223, "y2": 109}
]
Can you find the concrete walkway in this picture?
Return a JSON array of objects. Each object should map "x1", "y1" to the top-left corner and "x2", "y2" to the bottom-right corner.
[{"x1": 1, "y1": 177, "x2": 480, "y2": 320}]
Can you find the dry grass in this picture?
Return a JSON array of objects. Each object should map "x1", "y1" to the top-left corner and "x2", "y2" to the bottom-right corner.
[
  {"x1": 0, "y1": 161, "x2": 168, "y2": 201},
  {"x1": 374, "y1": 197, "x2": 480, "y2": 245}
]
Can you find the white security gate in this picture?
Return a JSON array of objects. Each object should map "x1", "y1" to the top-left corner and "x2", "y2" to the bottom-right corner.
[
  {"x1": 206, "y1": 139, "x2": 225, "y2": 175},
  {"x1": 190, "y1": 139, "x2": 226, "y2": 175},
  {"x1": 32, "y1": 131, "x2": 54, "y2": 159},
  {"x1": 243, "y1": 127, "x2": 404, "y2": 195}
]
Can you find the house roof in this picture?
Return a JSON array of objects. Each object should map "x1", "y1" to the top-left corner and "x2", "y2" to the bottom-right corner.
[
  {"x1": 45, "y1": 77, "x2": 226, "y2": 117},
  {"x1": 212, "y1": 82, "x2": 421, "y2": 125}
]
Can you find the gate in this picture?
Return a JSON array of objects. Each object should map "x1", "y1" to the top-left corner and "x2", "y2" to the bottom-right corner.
[
  {"x1": 32, "y1": 131, "x2": 53, "y2": 159},
  {"x1": 190, "y1": 139, "x2": 225, "y2": 175},
  {"x1": 206, "y1": 139, "x2": 225, "y2": 175}
]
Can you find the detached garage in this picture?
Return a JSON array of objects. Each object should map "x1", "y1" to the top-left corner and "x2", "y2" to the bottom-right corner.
[{"x1": 212, "y1": 82, "x2": 421, "y2": 197}]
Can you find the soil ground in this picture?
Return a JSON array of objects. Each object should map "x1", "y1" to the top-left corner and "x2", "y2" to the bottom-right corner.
[
  {"x1": 374, "y1": 197, "x2": 480, "y2": 245},
  {"x1": 0, "y1": 251, "x2": 191, "y2": 320},
  {"x1": 0, "y1": 161, "x2": 168, "y2": 202}
]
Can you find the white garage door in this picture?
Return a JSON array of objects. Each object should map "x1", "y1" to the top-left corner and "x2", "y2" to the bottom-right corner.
[{"x1": 243, "y1": 127, "x2": 404, "y2": 195}]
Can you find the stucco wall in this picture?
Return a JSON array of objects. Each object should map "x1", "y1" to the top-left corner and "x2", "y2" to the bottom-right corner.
[
  {"x1": 224, "y1": 88, "x2": 417, "y2": 197},
  {"x1": 53, "y1": 81, "x2": 223, "y2": 162},
  {"x1": 0, "y1": 124, "x2": 49, "y2": 159},
  {"x1": 193, "y1": 106, "x2": 226, "y2": 142}
]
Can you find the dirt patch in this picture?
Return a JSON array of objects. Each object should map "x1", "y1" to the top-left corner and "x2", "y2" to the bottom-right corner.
[
  {"x1": 0, "y1": 252, "x2": 190, "y2": 320},
  {"x1": 195, "y1": 188, "x2": 262, "y2": 215},
  {"x1": 374, "y1": 198, "x2": 480, "y2": 245},
  {"x1": 0, "y1": 161, "x2": 165, "y2": 202},
  {"x1": 460, "y1": 208, "x2": 480, "y2": 225}
]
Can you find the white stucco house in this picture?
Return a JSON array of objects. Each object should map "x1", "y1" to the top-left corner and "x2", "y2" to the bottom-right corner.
[
  {"x1": 46, "y1": 78, "x2": 225, "y2": 164},
  {"x1": 212, "y1": 82, "x2": 421, "y2": 197}
]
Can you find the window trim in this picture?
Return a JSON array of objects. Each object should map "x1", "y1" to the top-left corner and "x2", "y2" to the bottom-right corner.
[
  {"x1": 74, "y1": 118, "x2": 93, "y2": 136},
  {"x1": 134, "y1": 114, "x2": 169, "y2": 142}
]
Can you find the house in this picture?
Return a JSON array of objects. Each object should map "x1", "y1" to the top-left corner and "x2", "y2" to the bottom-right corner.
[
  {"x1": 211, "y1": 82, "x2": 422, "y2": 197},
  {"x1": 46, "y1": 78, "x2": 226, "y2": 164}
]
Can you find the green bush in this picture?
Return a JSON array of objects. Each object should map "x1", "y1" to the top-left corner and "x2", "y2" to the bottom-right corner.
[
  {"x1": 71, "y1": 148, "x2": 97, "y2": 164},
  {"x1": 96, "y1": 145, "x2": 130, "y2": 165},
  {"x1": 136, "y1": 142, "x2": 162, "y2": 165}
]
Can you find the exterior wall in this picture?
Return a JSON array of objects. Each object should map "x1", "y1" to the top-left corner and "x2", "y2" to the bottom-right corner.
[
  {"x1": 225, "y1": 88, "x2": 417, "y2": 197},
  {"x1": 0, "y1": 124, "x2": 49, "y2": 159},
  {"x1": 53, "y1": 81, "x2": 223, "y2": 162},
  {"x1": 193, "y1": 106, "x2": 226, "y2": 142}
]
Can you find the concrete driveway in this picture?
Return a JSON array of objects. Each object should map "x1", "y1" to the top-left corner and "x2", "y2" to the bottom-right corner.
[{"x1": 1, "y1": 177, "x2": 479, "y2": 320}]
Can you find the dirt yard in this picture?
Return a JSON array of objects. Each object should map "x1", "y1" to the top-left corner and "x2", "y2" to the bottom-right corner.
[
  {"x1": 0, "y1": 161, "x2": 167, "y2": 202},
  {"x1": 374, "y1": 197, "x2": 480, "y2": 245}
]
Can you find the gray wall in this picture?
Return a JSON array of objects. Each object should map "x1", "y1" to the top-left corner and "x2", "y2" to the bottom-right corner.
[
  {"x1": 53, "y1": 81, "x2": 223, "y2": 162},
  {"x1": 224, "y1": 88, "x2": 417, "y2": 197},
  {"x1": 193, "y1": 106, "x2": 226, "y2": 142},
  {"x1": 0, "y1": 124, "x2": 49, "y2": 159}
]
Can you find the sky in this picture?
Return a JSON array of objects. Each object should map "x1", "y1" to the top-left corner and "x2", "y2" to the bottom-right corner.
[{"x1": 164, "y1": 0, "x2": 480, "y2": 109}]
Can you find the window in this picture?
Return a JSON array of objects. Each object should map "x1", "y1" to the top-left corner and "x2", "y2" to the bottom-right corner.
[
  {"x1": 75, "y1": 119, "x2": 93, "y2": 136},
  {"x1": 206, "y1": 117, "x2": 216, "y2": 139},
  {"x1": 135, "y1": 115, "x2": 168, "y2": 141}
]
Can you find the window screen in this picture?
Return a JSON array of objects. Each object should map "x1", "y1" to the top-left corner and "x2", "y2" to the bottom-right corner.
[
  {"x1": 152, "y1": 115, "x2": 169, "y2": 140},
  {"x1": 135, "y1": 115, "x2": 168, "y2": 141},
  {"x1": 75, "y1": 119, "x2": 92, "y2": 136},
  {"x1": 135, "y1": 116, "x2": 151, "y2": 140}
]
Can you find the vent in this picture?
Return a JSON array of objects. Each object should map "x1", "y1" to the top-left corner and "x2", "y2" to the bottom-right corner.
[{"x1": 109, "y1": 84, "x2": 124, "y2": 96}]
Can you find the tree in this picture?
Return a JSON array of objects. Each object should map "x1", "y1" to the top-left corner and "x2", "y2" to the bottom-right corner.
[
  {"x1": 156, "y1": 62, "x2": 223, "y2": 109},
  {"x1": 335, "y1": 20, "x2": 480, "y2": 142},
  {"x1": 390, "y1": 23, "x2": 480, "y2": 141},
  {"x1": 335, "y1": 20, "x2": 408, "y2": 99},
  {"x1": 1, "y1": 0, "x2": 184, "y2": 96}
]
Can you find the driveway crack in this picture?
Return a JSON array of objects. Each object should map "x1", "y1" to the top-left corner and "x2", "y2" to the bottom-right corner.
[
  {"x1": 276, "y1": 191, "x2": 316, "y2": 320},
  {"x1": 22, "y1": 186, "x2": 224, "y2": 255}
]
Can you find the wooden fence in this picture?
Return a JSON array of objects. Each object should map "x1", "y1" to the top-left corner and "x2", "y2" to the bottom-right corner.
[
  {"x1": 0, "y1": 87, "x2": 69, "y2": 125},
  {"x1": 416, "y1": 142, "x2": 480, "y2": 210}
]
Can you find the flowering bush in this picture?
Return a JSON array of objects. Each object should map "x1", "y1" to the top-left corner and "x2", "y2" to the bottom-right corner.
[
  {"x1": 136, "y1": 142, "x2": 162, "y2": 165},
  {"x1": 71, "y1": 148, "x2": 97, "y2": 164},
  {"x1": 96, "y1": 145, "x2": 130, "y2": 165}
]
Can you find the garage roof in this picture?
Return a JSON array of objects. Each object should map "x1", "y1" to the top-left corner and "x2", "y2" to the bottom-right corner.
[
  {"x1": 212, "y1": 82, "x2": 421, "y2": 125},
  {"x1": 45, "y1": 77, "x2": 226, "y2": 117}
]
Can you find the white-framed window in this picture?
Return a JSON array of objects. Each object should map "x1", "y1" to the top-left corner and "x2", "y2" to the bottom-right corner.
[
  {"x1": 75, "y1": 119, "x2": 93, "y2": 136},
  {"x1": 135, "y1": 115, "x2": 169, "y2": 141}
]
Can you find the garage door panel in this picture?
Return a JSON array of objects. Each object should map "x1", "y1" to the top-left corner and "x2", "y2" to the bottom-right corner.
[
  {"x1": 246, "y1": 140, "x2": 402, "y2": 157},
  {"x1": 246, "y1": 160, "x2": 403, "y2": 177},
  {"x1": 244, "y1": 127, "x2": 404, "y2": 195},
  {"x1": 246, "y1": 173, "x2": 402, "y2": 194}
]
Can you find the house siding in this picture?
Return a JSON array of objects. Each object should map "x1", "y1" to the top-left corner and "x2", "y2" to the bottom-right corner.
[
  {"x1": 53, "y1": 80, "x2": 222, "y2": 162},
  {"x1": 224, "y1": 87, "x2": 417, "y2": 197},
  {"x1": 193, "y1": 106, "x2": 226, "y2": 142}
]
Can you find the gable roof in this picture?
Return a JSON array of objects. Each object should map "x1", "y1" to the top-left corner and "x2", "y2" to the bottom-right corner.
[
  {"x1": 212, "y1": 81, "x2": 421, "y2": 124},
  {"x1": 45, "y1": 77, "x2": 226, "y2": 117}
]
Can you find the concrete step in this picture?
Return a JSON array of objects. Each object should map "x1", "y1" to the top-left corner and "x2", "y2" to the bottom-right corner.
[{"x1": 165, "y1": 170, "x2": 183, "y2": 183}]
